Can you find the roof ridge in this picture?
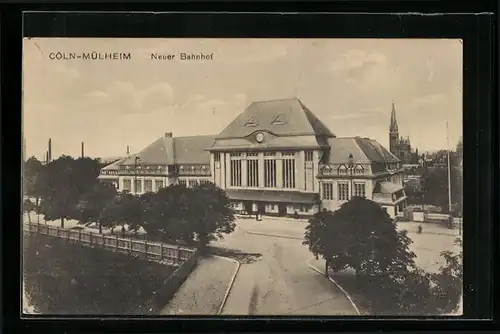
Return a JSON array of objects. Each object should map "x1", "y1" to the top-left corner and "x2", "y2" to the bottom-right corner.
[
  {"x1": 174, "y1": 134, "x2": 217, "y2": 139},
  {"x1": 251, "y1": 97, "x2": 299, "y2": 104}
]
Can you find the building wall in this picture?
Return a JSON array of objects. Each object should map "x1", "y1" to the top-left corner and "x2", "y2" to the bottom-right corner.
[{"x1": 211, "y1": 150, "x2": 321, "y2": 194}]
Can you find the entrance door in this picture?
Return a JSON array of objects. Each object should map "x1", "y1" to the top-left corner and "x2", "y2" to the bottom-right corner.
[
  {"x1": 257, "y1": 203, "x2": 266, "y2": 215},
  {"x1": 278, "y1": 204, "x2": 287, "y2": 217},
  {"x1": 243, "y1": 201, "x2": 253, "y2": 215}
]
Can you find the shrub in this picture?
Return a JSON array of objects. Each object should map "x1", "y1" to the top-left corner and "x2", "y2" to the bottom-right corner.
[{"x1": 23, "y1": 233, "x2": 176, "y2": 315}]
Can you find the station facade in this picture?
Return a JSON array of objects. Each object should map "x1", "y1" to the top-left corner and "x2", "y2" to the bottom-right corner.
[{"x1": 98, "y1": 98, "x2": 407, "y2": 218}]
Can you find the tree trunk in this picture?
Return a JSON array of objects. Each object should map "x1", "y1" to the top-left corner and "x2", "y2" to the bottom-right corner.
[
  {"x1": 61, "y1": 217, "x2": 65, "y2": 228},
  {"x1": 98, "y1": 222, "x2": 102, "y2": 234},
  {"x1": 36, "y1": 197, "x2": 40, "y2": 224},
  {"x1": 27, "y1": 212, "x2": 32, "y2": 224}
]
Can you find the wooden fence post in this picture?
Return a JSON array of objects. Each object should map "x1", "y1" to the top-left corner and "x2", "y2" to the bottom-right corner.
[
  {"x1": 177, "y1": 245, "x2": 181, "y2": 263},
  {"x1": 78, "y1": 229, "x2": 81, "y2": 242},
  {"x1": 144, "y1": 240, "x2": 148, "y2": 259},
  {"x1": 89, "y1": 232, "x2": 92, "y2": 244},
  {"x1": 116, "y1": 236, "x2": 119, "y2": 250},
  {"x1": 67, "y1": 230, "x2": 70, "y2": 242},
  {"x1": 160, "y1": 242, "x2": 163, "y2": 260},
  {"x1": 129, "y1": 237, "x2": 133, "y2": 254},
  {"x1": 36, "y1": 223, "x2": 39, "y2": 234}
]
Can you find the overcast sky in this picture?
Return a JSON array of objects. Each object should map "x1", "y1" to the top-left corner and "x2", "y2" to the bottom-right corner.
[{"x1": 23, "y1": 38, "x2": 462, "y2": 160}]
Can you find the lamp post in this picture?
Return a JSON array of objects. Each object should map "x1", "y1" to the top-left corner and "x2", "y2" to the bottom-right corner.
[
  {"x1": 348, "y1": 153, "x2": 354, "y2": 199},
  {"x1": 134, "y1": 156, "x2": 140, "y2": 195}
]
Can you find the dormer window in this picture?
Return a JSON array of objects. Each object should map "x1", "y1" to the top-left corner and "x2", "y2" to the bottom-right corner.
[
  {"x1": 354, "y1": 165, "x2": 364, "y2": 175},
  {"x1": 191, "y1": 166, "x2": 196, "y2": 171},
  {"x1": 245, "y1": 117, "x2": 258, "y2": 127},
  {"x1": 180, "y1": 166, "x2": 184, "y2": 171},
  {"x1": 271, "y1": 113, "x2": 286, "y2": 125},
  {"x1": 338, "y1": 165, "x2": 348, "y2": 175}
]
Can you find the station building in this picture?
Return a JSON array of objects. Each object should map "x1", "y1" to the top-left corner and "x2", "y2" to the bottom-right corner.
[{"x1": 98, "y1": 98, "x2": 407, "y2": 218}]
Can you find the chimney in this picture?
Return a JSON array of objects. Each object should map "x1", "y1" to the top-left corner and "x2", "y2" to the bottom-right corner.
[
  {"x1": 48, "y1": 138, "x2": 52, "y2": 162},
  {"x1": 81, "y1": 142, "x2": 85, "y2": 158},
  {"x1": 165, "y1": 132, "x2": 173, "y2": 138},
  {"x1": 127, "y1": 145, "x2": 130, "y2": 155},
  {"x1": 46, "y1": 151, "x2": 49, "y2": 163}
]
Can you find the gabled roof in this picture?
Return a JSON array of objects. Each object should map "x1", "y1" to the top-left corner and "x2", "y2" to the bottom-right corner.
[
  {"x1": 121, "y1": 136, "x2": 175, "y2": 165},
  {"x1": 216, "y1": 98, "x2": 335, "y2": 139},
  {"x1": 327, "y1": 137, "x2": 400, "y2": 164},
  {"x1": 101, "y1": 157, "x2": 128, "y2": 170},
  {"x1": 119, "y1": 135, "x2": 216, "y2": 166},
  {"x1": 173, "y1": 135, "x2": 216, "y2": 164},
  {"x1": 374, "y1": 181, "x2": 404, "y2": 194}
]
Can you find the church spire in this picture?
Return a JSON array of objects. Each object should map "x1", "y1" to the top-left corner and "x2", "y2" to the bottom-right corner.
[{"x1": 390, "y1": 100, "x2": 398, "y2": 133}]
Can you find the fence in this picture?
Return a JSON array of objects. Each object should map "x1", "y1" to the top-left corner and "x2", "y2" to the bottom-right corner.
[{"x1": 23, "y1": 222, "x2": 197, "y2": 265}]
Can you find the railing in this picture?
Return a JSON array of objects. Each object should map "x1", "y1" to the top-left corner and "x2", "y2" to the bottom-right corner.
[{"x1": 23, "y1": 223, "x2": 197, "y2": 265}]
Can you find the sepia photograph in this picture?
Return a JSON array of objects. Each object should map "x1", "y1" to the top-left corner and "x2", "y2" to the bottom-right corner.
[{"x1": 22, "y1": 38, "x2": 463, "y2": 316}]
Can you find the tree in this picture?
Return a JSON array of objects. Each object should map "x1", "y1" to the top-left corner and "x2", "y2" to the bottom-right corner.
[
  {"x1": 100, "y1": 192, "x2": 143, "y2": 234},
  {"x1": 76, "y1": 183, "x2": 118, "y2": 234},
  {"x1": 428, "y1": 238, "x2": 463, "y2": 313},
  {"x1": 303, "y1": 197, "x2": 416, "y2": 278},
  {"x1": 37, "y1": 156, "x2": 102, "y2": 228},
  {"x1": 141, "y1": 183, "x2": 236, "y2": 251},
  {"x1": 23, "y1": 199, "x2": 36, "y2": 224},
  {"x1": 189, "y1": 183, "x2": 236, "y2": 251},
  {"x1": 23, "y1": 156, "x2": 44, "y2": 209}
]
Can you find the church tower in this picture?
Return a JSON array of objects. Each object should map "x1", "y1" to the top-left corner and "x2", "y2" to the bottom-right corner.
[{"x1": 389, "y1": 101, "x2": 399, "y2": 155}]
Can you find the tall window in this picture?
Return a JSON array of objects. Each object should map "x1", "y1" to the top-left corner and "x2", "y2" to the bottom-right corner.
[
  {"x1": 214, "y1": 152, "x2": 221, "y2": 162},
  {"x1": 155, "y1": 180, "x2": 164, "y2": 190},
  {"x1": 188, "y1": 180, "x2": 198, "y2": 187},
  {"x1": 247, "y1": 159, "x2": 259, "y2": 187},
  {"x1": 354, "y1": 183, "x2": 366, "y2": 198},
  {"x1": 264, "y1": 159, "x2": 277, "y2": 188},
  {"x1": 282, "y1": 157, "x2": 296, "y2": 188},
  {"x1": 144, "y1": 179, "x2": 153, "y2": 192},
  {"x1": 134, "y1": 179, "x2": 142, "y2": 193},
  {"x1": 322, "y1": 183, "x2": 333, "y2": 200},
  {"x1": 338, "y1": 182, "x2": 349, "y2": 201},
  {"x1": 230, "y1": 160, "x2": 242, "y2": 186},
  {"x1": 123, "y1": 179, "x2": 131, "y2": 191},
  {"x1": 305, "y1": 150, "x2": 313, "y2": 162}
]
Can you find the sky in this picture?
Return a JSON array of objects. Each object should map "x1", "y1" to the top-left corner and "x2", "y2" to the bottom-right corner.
[{"x1": 23, "y1": 38, "x2": 463, "y2": 160}]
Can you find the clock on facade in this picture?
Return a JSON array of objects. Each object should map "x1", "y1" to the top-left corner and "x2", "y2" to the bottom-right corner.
[{"x1": 256, "y1": 132, "x2": 264, "y2": 143}]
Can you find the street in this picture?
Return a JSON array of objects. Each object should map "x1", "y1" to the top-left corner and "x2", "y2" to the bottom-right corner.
[{"x1": 211, "y1": 217, "x2": 358, "y2": 315}]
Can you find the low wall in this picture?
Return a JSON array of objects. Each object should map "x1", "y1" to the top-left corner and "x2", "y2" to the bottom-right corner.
[{"x1": 136, "y1": 249, "x2": 200, "y2": 314}]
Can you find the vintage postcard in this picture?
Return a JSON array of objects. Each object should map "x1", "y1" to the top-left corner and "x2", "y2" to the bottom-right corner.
[{"x1": 22, "y1": 38, "x2": 463, "y2": 316}]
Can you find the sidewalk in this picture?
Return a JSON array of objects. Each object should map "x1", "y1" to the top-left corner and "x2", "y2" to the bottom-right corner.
[
  {"x1": 160, "y1": 256, "x2": 238, "y2": 315},
  {"x1": 397, "y1": 221, "x2": 460, "y2": 237}
]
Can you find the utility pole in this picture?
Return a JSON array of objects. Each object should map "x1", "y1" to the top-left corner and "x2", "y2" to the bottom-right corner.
[{"x1": 446, "y1": 121, "x2": 452, "y2": 213}]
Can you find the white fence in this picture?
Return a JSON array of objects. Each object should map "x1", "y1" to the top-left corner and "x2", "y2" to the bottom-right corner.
[{"x1": 23, "y1": 223, "x2": 196, "y2": 264}]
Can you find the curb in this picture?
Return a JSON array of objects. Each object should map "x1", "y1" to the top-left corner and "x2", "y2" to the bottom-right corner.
[
  {"x1": 212, "y1": 255, "x2": 241, "y2": 315},
  {"x1": 306, "y1": 257, "x2": 361, "y2": 316},
  {"x1": 245, "y1": 231, "x2": 303, "y2": 240}
]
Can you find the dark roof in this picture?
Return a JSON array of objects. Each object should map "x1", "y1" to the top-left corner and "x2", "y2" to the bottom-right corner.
[
  {"x1": 120, "y1": 135, "x2": 216, "y2": 166},
  {"x1": 173, "y1": 135, "x2": 216, "y2": 164},
  {"x1": 225, "y1": 189, "x2": 320, "y2": 204},
  {"x1": 121, "y1": 137, "x2": 175, "y2": 165},
  {"x1": 374, "y1": 181, "x2": 404, "y2": 194},
  {"x1": 327, "y1": 137, "x2": 400, "y2": 164},
  {"x1": 101, "y1": 157, "x2": 128, "y2": 170},
  {"x1": 216, "y1": 98, "x2": 336, "y2": 139}
]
